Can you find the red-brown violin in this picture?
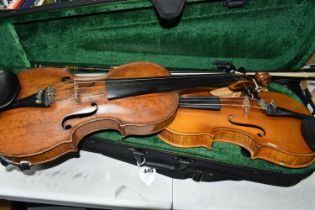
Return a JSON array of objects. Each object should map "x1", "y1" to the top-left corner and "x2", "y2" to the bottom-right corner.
[{"x1": 0, "y1": 62, "x2": 238, "y2": 169}]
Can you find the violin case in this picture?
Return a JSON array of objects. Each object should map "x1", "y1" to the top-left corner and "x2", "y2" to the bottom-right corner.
[{"x1": 1, "y1": 0, "x2": 315, "y2": 186}]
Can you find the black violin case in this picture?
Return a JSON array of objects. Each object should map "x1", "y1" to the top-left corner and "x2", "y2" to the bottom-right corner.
[{"x1": 1, "y1": 0, "x2": 315, "y2": 186}]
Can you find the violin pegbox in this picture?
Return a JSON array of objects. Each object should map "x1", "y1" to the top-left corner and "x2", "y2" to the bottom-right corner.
[{"x1": 228, "y1": 77, "x2": 260, "y2": 99}]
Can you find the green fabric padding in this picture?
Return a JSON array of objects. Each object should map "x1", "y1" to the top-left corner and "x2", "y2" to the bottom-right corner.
[
  {"x1": 268, "y1": 82, "x2": 303, "y2": 104},
  {"x1": 1, "y1": 0, "x2": 315, "y2": 70},
  {"x1": 0, "y1": 23, "x2": 30, "y2": 71}
]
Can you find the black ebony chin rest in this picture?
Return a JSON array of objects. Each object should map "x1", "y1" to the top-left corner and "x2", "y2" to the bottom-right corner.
[
  {"x1": 0, "y1": 70, "x2": 20, "y2": 111},
  {"x1": 301, "y1": 118, "x2": 315, "y2": 152}
]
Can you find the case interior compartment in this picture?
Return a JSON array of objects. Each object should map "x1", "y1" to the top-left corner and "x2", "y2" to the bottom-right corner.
[{"x1": 1, "y1": 0, "x2": 315, "y2": 176}]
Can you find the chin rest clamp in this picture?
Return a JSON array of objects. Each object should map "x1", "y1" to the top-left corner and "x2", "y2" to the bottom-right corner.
[{"x1": 301, "y1": 118, "x2": 315, "y2": 152}]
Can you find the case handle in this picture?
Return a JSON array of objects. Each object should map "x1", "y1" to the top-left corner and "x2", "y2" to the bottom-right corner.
[
  {"x1": 132, "y1": 149, "x2": 190, "y2": 171},
  {"x1": 149, "y1": 0, "x2": 246, "y2": 21}
]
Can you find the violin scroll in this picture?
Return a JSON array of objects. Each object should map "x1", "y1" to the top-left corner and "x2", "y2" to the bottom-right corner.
[
  {"x1": 228, "y1": 80, "x2": 255, "y2": 92},
  {"x1": 255, "y1": 72, "x2": 272, "y2": 87}
]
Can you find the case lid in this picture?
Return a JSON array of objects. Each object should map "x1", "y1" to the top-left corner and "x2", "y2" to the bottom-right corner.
[{"x1": 0, "y1": 0, "x2": 314, "y2": 72}]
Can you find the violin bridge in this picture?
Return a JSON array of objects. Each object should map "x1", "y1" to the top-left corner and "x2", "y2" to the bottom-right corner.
[
  {"x1": 73, "y1": 81, "x2": 81, "y2": 104},
  {"x1": 242, "y1": 95, "x2": 250, "y2": 118}
]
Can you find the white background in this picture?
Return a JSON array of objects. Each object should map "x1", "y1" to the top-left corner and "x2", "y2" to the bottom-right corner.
[{"x1": 0, "y1": 151, "x2": 314, "y2": 210}]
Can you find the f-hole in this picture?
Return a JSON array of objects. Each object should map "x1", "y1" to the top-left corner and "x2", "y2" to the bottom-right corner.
[
  {"x1": 227, "y1": 115, "x2": 266, "y2": 137},
  {"x1": 62, "y1": 103, "x2": 98, "y2": 129},
  {"x1": 62, "y1": 76, "x2": 71, "y2": 82}
]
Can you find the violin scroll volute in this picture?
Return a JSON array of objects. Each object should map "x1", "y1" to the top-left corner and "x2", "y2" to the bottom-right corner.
[
  {"x1": 228, "y1": 72, "x2": 271, "y2": 92},
  {"x1": 254, "y1": 72, "x2": 272, "y2": 87}
]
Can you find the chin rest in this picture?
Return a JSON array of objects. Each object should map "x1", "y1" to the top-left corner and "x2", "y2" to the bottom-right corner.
[
  {"x1": 301, "y1": 118, "x2": 315, "y2": 152},
  {"x1": 0, "y1": 70, "x2": 20, "y2": 111}
]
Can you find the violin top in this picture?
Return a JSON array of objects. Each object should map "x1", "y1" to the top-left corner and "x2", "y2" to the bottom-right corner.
[{"x1": 159, "y1": 91, "x2": 315, "y2": 168}]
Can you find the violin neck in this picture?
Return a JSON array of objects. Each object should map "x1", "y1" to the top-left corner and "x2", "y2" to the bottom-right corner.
[{"x1": 105, "y1": 74, "x2": 238, "y2": 99}]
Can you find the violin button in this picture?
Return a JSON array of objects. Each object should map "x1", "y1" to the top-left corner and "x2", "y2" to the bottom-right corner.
[
  {"x1": 18, "y1": 161, "x2": 32, "y2": 171},
  {"x1": 0, "y1": 156, "x2": 31, "y2": 170}
]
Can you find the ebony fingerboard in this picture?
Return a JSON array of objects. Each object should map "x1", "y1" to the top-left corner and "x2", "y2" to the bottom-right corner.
[{"x1": 106, "y1": 74, "x2": 238, "y2": 99}]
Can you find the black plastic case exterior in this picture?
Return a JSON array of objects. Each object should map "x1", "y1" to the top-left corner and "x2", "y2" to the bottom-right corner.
[{"x1": 81, "y1": 137, "x2": 313, "y2": 187}]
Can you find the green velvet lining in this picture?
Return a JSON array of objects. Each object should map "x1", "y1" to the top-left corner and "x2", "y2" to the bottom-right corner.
[
  {"x1": 1, "y1": 0, "x2": 315, "y2": 71},
  {"x1": 268, "y1": 82, "x2": 303, "y2": 104},
  {"x1": 0, "y1": 23, "x2": 30, "y2": 71}
]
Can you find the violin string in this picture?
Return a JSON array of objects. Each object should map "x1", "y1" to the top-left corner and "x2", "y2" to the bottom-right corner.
[
  {"x1": 50, "y1": 73, "x2": 241, "y2": 89},
  {"x1": 52, "y1": 76, "x2": 238, "y2": 99},
  {"x1": 48, "y1": 77, "x2": 262, "y2": 104},
  {"x1": 54, "y1": 82, "x2": 260, "y2": 101},
  {"x1": 180, "y1": 103, "x2": 264, "y2": 110},
  {"x1": 53, "y1": 85, "x2": 262, "y2": 107},
  {"x1": 180, "y1": 98, "x2": 260, "y2": 102},
  {"x1": 54, "y1": 93, "x2": 105, "y2": 102},
  {"x1": 51, "y1": 80, "x2": 75, "y2": 88},
  {"x1": 53, "y1": 94, "x2": 264, "y2": 111},
  {"x1": 53, "y1": 89, "x2": 262, "y2": 104},
  {"x1": 49, "y1": 78, "x2": 258, "y2": 101},
  {"x1": 52, "y1": 81, "x2": 261, "y2": 102},
  {"x1": 55, "y1": 90, "x2": 260, "y2": 103}
]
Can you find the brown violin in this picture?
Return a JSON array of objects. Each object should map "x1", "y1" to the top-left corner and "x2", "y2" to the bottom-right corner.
[
  {"x1": 0, "y1": 62, "x2": 240, "y2": 169},
  {"x1": 159, "y1": 89, "x2": 315, "y2": 168}
]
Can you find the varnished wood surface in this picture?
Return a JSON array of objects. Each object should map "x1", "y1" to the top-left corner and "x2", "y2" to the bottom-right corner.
[
  {"x1": 0, "y1": 62, "x2": 179, "y2": 164},
  {"x1": 159, "y1": 92, "x2": 315, "y2": 168}
]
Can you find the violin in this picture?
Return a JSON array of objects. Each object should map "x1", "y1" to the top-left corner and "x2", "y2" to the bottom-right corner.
[
  {"x1": 0, "y1": 62, "x2": 240, "y2": 169},
  {"x1": 159, "y1": 88, "x2": 315, "y2": 168}
]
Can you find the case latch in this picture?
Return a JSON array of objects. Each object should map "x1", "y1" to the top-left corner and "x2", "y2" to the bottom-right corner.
[
  {"x1": 223, "y1": 0, "x2": 246, "y2": 8},
  {"x1": 131, "y1": 148, "x2": 190, "y2": 171}
]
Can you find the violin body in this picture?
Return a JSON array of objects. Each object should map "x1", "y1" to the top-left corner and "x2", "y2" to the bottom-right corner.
[
  {"x1": 159, "y1": 92, "x2": 315, "y2": 168},
  {"x1": 0, "y1": 62, "x2": 179, "y2": 165}
]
